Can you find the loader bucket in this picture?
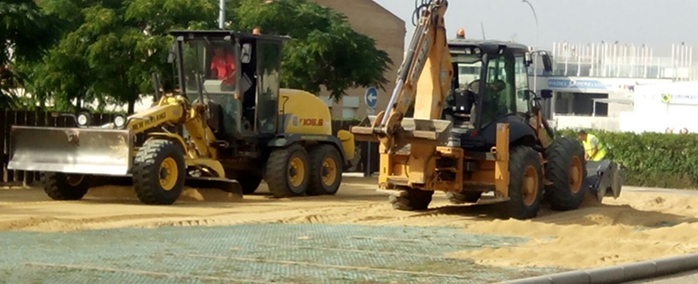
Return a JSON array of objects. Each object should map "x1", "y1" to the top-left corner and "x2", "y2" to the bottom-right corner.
[
  {"x1": 585, "y1": 160, "x2": 625, "y2": 203},
  {"x1": 351, "y1": 115, "x2": 453, "y2": 145},
  {"x1": 7, "y1": 126, "x2": 132, "y2": 176}
]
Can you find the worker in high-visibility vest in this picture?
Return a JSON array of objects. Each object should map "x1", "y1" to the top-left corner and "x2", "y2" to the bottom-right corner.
[{"x1": 577, "y1": 130, "x2": 607, "y2": 161}]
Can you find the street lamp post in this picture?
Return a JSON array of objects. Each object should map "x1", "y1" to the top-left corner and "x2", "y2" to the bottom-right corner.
[
  {"x1": 219, "y1": 0, "x2": 225, "y2": 29},
  {"x1": 522, "y1": 0, "x2": 539, "y2": 93}
]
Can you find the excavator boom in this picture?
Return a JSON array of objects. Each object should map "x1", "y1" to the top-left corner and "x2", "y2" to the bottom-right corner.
[
  {"x1": 351, "y1": 0, "x2": 453, "y2": 153},
  {"x1": 351, "y1": 0, "x2": 454, "y2": 187}
]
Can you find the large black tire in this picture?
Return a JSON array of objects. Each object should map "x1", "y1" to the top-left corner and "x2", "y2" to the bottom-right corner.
[
  {"x1": 307, "y1": 144, "x2": 343, "y2": 196},
  {"x1": 265, "y1": 144, "x2": 311, "y2": 198},
  {"x1": 41, "y1": 172, "x2": 90, "y2": 200},
  {"x1": 507, "y1": 146, "x2": 544, "y2": 220},
  {"x1": 227, "y1": 171, "x2": 263, "y2": 195},
  {"x1": 446, "y1": 191, "x2": 482, "y2": 204},
  {"x1": 132, "y1": 139, "x2": 186, "y2": 205},
  {"x1": 390, "y1": 187, "x2": 434, "y2": 211},
  {"x1": 545, "y1": 137, "x2": 588, "y2": 211},
  {"x1": 238, "y1": 175, "x2": 263, "y2": 195}
]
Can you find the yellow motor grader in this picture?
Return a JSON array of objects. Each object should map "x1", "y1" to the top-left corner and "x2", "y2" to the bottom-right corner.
[
  {"x1": 351, "y1": 0, "x2": 624, "y2": 219},
  {"x1": 7, "y1": 30, "x2": 356, "y2": 205}
]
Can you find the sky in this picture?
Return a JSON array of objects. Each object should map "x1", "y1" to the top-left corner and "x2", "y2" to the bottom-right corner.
[{"x1": 372, "y1": 0, "x2": 698, "y2": 57}]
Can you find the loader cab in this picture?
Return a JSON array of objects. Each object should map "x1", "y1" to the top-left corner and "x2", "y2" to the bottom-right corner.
[
  {"x1": 445, "y1": 39, "x2": 551, "y2": 150},
  {"x1": 169, "y1": 30, "x2": 289, "y2": 139}
]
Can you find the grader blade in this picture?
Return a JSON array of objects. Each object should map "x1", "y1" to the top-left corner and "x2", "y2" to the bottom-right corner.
[
  {"x1": 351, "y1": 115, "x2": 453, "y2": 146},
  {"x1": 7, "y1": 126, "x2": 132, "y2": 175},
  {"x1": 185, "y1": 177, "x2": 243, "y2": 195}
]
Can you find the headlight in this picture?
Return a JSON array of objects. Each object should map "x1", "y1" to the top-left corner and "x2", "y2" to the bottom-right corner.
[
  {"x1": 77, "y1": 112, "x2": 90, "y2": 126},
  {"x1": 114, "y1": 115, "x2": 126, "y2": 128}
]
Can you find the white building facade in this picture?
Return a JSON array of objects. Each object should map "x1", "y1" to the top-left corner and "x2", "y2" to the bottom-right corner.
[{"x1": 529, "y1": 41, "x2": 697, "y2": 132}]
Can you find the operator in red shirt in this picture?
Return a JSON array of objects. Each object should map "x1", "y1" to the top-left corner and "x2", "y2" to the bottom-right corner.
[{"x1": 210, "y1": 45, "x2": 236, "y2": 90}]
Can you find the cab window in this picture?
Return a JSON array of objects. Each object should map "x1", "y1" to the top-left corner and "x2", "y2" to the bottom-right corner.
[{"x1": 514, "y1": 55, "x2": 530, "y2": 113}]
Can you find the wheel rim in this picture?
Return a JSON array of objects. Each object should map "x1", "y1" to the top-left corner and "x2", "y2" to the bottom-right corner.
[
  {"x1": 321, "y1": 157, "x2": 337, "y2": 186},
  {"x1": 569, "y1": 156, "x2": 583, "y2": 193},
  {"x1": 288, "y1": 157, "x2": 305, "y2": 187},
  {"x1": 523, "y1": 165, "x2": 539, "y2": 206},
  {"x1": 159, "y1": 157, "x2": 178, "y2": 191},
  {"x1": 66, "y1": 174, "x2": 84, "y2": 186}
]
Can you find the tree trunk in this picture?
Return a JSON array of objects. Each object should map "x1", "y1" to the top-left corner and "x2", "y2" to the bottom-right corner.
[{"x1": 128, "y1": 99, "x2": 135, "y2": 114}]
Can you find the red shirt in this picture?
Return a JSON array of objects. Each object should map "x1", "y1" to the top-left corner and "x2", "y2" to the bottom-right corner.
[{"x1": 210, "y1": 54, "x2": 236, "y2": 85}]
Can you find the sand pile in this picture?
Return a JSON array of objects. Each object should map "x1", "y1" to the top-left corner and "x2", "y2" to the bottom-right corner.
[{"x1": 448, "y1": 191, "x2": 698, "y2": 269}]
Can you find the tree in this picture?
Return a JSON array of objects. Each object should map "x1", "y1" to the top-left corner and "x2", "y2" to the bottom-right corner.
[
  {"x1": 233, "y1": 0, "x2": 393, "y2": 101},
  {"x1": 19, "y1": 0, "x2": 217, "y2": 113},
  {"x1": 13, "y1": 0, "x2": 393, "y2": 112},
  {"x1": 0, "y1": 0, "x2": 60, "y2": 108},
  {"x1": 124, "y1": 0, "x2": 219, "y2": 97}
]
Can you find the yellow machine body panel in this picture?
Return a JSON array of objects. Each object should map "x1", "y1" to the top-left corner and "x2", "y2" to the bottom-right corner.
[{"x1": 278, "y1": 88, "x2": 333, "y2": 136}]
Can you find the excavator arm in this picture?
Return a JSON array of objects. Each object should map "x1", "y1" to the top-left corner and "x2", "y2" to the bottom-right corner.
[
  {"x1": 352, "y1": 0, "x2": 453, "y2": 152},
  {"x1": 351, "y1": 0, "x2": 455, "y2": 188}
]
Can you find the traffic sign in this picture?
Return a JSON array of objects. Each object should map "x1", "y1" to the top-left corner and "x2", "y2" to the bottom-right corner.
[{"x1": 364, "y1": 87, "x2": 378, "y2": 109}]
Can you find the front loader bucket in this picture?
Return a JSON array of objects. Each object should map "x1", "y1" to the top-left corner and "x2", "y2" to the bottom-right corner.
[
  {"x1": 7, "y1": 125, "x2": 132, "y2": 176},
  {"x1": 585, "y1": 160, "x2": 625, "y2": 203},
  {"x1": 351, "y1": 115, "x2": 453, "y2": 145}
]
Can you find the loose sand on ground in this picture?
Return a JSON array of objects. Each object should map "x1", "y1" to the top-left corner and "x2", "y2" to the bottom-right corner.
[{"x1": 2, "y1": 177, "x2": 698, "y2": 270}]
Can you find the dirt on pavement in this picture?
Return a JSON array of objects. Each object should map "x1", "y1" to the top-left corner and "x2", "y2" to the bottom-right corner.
[{"x1": 2, "y1": 176, "x2": 698, "y2": 271}]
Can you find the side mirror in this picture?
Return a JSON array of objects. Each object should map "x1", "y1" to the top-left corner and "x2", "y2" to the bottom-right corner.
[
  {"x1": 540, "y1": 52, "x2": 553, "y2": 73},
  {"x1": 524, "y1": 52, "x2": 533, "y2": 66},
  {"x1": 241, "y1": 43, "x2": 252, "y2": 64},
  {"x1": 540, "y1": 89, "x2": 553, "y2": 99}
]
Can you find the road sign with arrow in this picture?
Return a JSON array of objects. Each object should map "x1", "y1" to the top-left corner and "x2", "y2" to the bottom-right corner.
[{"x1": 365, "y1": 87, "x2": 378, "y2": 109}]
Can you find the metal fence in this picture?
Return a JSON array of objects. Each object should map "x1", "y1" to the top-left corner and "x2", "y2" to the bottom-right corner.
[
  {"x1": 0, "y1": 110, "x2": 376, "y2": 186},
  {"x1": 538, "y1": 41, "x2": 697, "y2": 80}
]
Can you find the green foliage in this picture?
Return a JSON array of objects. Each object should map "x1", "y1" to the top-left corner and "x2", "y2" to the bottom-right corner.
[
  {"x1": 0, "y1": 0, "x2": 60, "y2": 108},
  {"x1": 556, "y1": 129, "x2": 698, "y2": 189},
  {"x1": 233, "y1": 0, "x2": 393, "y2": 101},
  {"x1": 8, "y1": 0, "x2": 392, "y2": 112}
]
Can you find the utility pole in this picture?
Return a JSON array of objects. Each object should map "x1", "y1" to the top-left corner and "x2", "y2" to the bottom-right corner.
[
  {"x1": 522, "y1": 0, "x2": 539, "y2": 92},
  {"x1": 219, "y1": 0, "x2": 225, "y2": 29}
]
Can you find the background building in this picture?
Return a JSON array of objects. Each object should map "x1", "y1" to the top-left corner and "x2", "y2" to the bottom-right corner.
[
  {"x1": 310, "y1": 0, "x2": 405, "y2": 120},
  {"x1": 529, "y1": 41, "x2": 697, "y2": 132}
]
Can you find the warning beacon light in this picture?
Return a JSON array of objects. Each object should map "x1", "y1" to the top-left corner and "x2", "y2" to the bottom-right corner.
[{"x1": 456, "y1": 28, "x2": 466, "y2": 39}]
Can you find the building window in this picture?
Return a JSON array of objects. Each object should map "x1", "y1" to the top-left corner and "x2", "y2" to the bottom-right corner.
[
  {"x1": 342, "y1": 96, "x2": 359, "y2": 119},
  {"x1": 554, "y1": 92, "x2": 608, "y2": 116}
]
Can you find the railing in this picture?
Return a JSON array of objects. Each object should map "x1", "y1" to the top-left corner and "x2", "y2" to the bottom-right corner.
[{"x1": 530, "y1": 42, "x2": 697, "y2": 80}]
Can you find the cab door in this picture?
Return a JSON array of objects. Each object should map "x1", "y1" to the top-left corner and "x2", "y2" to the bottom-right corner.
[{"x1": 254, "y1": 40, "x2": 282, "y2": 134}]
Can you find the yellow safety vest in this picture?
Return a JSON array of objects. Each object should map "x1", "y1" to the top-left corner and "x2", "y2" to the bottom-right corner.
[{"x1": 582, "y1": 133, "x2": 607, "y2": 161}]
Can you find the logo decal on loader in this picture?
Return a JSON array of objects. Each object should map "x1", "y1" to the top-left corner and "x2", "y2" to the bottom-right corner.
[
  {"x1": 133, "y1": 112, "x2": 167, "y2": 132},
  {"x1": 301, "y1": 118, "x2": 324, "y2": 127}
]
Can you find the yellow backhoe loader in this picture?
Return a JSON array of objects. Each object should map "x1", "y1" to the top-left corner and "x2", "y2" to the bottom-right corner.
[
  {"x1": 351, "y1": 0, "x2": 624, "y2": 219},
  {"x1": 8, "y1": 30, "x2": 356, "y2": 205}
]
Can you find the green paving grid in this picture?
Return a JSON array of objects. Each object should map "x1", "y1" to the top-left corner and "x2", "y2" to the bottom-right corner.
[{"x1": 0, "y1": 224, "x2": 566, "y2": 283}]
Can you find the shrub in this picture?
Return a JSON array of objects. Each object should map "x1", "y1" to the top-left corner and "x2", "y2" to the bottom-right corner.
[{"x1": 557, "y1": 129, "x2": 698, "y2": 189}]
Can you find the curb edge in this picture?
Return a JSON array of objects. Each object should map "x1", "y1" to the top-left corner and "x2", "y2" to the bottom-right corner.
[{"x1": 498, "y1": 253, "x2": 698, "y2": 284}]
